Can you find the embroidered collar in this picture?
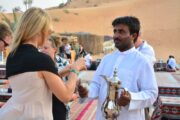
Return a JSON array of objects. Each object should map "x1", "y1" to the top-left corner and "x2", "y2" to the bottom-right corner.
[{"x1": 116, "y1": 47, "x2": 136, "y2": 55}]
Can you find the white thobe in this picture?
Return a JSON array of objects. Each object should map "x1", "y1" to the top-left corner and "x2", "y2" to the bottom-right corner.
[
  {"x1": 88, "y1": 47, "x2": 158, "y2": 120},
  {"x1": 167, "y1": 58, "x2": 177, "y2": 69},
  {"x1": 136, "y1": 41, "x2": 156, "y2": 64},
  {"x1": 85, "y1": 53, "x2": 92, "y2": 69}
]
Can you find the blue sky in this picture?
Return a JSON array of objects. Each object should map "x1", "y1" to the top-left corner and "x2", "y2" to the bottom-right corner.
[{"x1": 0, "y1": 0, "x2": 67, "y2": 13}]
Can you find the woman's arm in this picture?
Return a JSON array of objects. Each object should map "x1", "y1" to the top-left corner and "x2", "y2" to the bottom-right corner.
[
  {"x1": 42, "y1": 70, "x2": 78, "y2": 103},
  {"x1": 58, "y1": 65, "x2": 71, "y2": 77},
  {"x1": 42, "y1": 58, "x2": 86, "y2": 103}
]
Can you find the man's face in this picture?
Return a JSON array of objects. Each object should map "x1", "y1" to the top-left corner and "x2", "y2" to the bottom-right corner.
[
  {"x1": 0, "y1": 35, "x2": 12, "y2": 51},
  {"x1": 113, "y1": 24, "x2": 135, "y2": 52}
]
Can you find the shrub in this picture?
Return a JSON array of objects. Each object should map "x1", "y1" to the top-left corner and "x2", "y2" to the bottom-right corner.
[
  {"x1": 74, "y1": 12, "x2": 79, "y2": 15},
  {"x1": 63, "y1": 9, "x2": 70, "y2": 14},
  {"x1": 53, "y1": 17, "x2": 60, "y2": 22},
  {"x1": 58, "y1": 3, "x2": 65, "y2": 8}
]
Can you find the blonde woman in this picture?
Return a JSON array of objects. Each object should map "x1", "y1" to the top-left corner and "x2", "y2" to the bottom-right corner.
[
  {"x1": 0, "y1": 7, "x2": 86, "y2": 120},
  {"x1": 41, "y1": 34, "x2": 78, "y2": 120}
]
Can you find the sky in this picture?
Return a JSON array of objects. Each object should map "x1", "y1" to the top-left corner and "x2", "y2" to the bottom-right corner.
[{"x1": 0, "y1": 0, "x2": 67, "y2": 13}]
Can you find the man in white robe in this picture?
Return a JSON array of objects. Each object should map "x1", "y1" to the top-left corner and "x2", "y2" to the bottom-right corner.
[
  {"x1": 134, "y1": 32, "x2": 156, "y2": 120},
  {"x1": 78, "y1": 16, "x2": 158, "y2": 120},
  {"x1": 134, "y1": 32, "x2": 156, "y2": 64}
]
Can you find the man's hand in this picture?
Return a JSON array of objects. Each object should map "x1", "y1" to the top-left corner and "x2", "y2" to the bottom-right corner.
[
  {"x1": 117, "y1": 90, "x2": 131, "y2": 106},
  {"x1": 77, "y1": 83, "x2": 88, "y2": 98},
  {"x1": 70, "y1": 93, "x2": 79, "y2": 102}
]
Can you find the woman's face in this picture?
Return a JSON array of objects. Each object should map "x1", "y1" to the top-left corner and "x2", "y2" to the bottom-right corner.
[{"x1": 41, "y1": 40, "x2": 56, "y2": 59}]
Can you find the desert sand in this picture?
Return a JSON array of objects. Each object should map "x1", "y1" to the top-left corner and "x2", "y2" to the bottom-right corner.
[{"x1": 1, "y1": 0, "x2": 180, "y2": 63}]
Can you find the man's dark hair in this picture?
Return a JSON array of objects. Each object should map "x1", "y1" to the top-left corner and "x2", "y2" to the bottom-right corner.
[
  {"x1": 59, "y1": 46, "x2": 65, "y2": 53},
  {"x1": 0, "y1": 22, "x2": 12, "y2": 40},
  {"x1": 61, "y1": 37, "x2": 68, "y2": 42},
  {"x1": 169, "y1": 55, "x2": 174, "y2": 58},
  {"x1": 112, "y1": 16, "x2": 140, "y2": 35}
]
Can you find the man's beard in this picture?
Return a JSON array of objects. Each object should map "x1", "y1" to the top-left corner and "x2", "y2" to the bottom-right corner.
[{"x1": 114, "y1": 38, "x2": 132, "y2": 52}]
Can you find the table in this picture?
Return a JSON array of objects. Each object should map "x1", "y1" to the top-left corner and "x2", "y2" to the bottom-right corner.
[
  {"x1": 152, "y1": 96, "x2": 180, "y2": 120},
  {"x1": 152, "y1": 72, "x2": 180, "y2": 120},
  {"x1": 154, "y1": 62, "x2": 167, "y2": 71},
  {"x1": 155, "y1": 72, "x2": 180, "y2": 96}
]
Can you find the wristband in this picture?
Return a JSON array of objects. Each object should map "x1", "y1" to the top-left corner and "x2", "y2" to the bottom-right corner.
[{"x1": 70, "y1": 69, "x2": 79, "y2": 76}]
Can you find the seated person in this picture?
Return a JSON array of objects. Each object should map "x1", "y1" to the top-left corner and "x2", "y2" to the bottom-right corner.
[{"x1": 167, "y1": 55, "x2": 178, "y2": 72}]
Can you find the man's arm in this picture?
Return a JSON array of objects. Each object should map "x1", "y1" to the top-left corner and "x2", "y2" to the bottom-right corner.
[
  {"x1": 78, "y1": 67, "x2": 102, "y2": 103},
  {"x1": 128, "y1": 61, "x2": 158, "y2": 110},
  {"x1": 78, "y1": 56, "x2": 106, "y2": 103}
]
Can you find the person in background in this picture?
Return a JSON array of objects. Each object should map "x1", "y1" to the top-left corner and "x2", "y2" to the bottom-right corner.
[
  {"x1": 59, "y1": 45, "x2": 68, "y2": 59},
  {"x1": 134, "y1": 32, "x2": 156, "y2": 64},
  {"x1": 0, "y1": 22, "x2": 12, "y2": 52},
  {"x1": 62, "y1": 37, "x2": 71, "y2": 60},
  {"x1": 167, "y1": 55, "x2": 178, "y2": 72},
  {"x1": 71, "y1": 38, "x2": 80, "y2": 60},
  {"x1": 78, "y1": 16, "x2": 158, "y2": 120},
  {"x1": 166, "y1": 55, "x2": 172, "y2": 64},
  {"x1": 0, "y1": 22, "x2": 12, "y2": 107},
  {"x1": 0, "y1": 7, "x2": 86, "y2": 120},
  {"x1": 84, "y1": 51, "x2": 92, "y2": 70},
  {"x1": 134, "y1": 32, "x2": 156, "y2": 120},
  {"x1": 41, "y1": 34, "x2": 78, "y2": 120},
  {"x1": 78, "y1": 43, "x2": 86, "y2": 58}
]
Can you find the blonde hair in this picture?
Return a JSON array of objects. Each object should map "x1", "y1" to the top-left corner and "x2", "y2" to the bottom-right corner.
[{"x1": 11, "y1": 7, "x2": 52, "y2": 53}]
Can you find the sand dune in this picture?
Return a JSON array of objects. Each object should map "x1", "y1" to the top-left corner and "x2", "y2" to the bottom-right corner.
[
  {"x1": 1, "y1": 0, "x2": 180, "y2": 63},
  {"x1": 49, "y1": 0, "x2": 180, "y2": 63}
]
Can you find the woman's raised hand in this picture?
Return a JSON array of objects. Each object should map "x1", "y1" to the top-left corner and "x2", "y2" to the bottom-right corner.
[{"x1": 71, "y1": 58, "x2": 86, "y2": 72}]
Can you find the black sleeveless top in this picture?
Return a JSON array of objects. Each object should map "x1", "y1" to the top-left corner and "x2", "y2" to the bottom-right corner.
[{"x1": 6, "y1": 44, "x2": 66, "y2": 120}]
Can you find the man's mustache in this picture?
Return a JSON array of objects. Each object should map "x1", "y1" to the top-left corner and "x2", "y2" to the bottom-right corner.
[{"x1": 113, "y1": 38, "x2": 120, "y2": 41}]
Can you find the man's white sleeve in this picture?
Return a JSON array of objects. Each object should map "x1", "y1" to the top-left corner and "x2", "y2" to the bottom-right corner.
[
  {"x1": 88, "y1": 59, "x2": 104, "y2": 99},
  {"x1": 79, "y1": 57, "x2": 104, "y2": 103},
  {"x1": 128, "y1": 61, "x2": 158, "y2": 110}
]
